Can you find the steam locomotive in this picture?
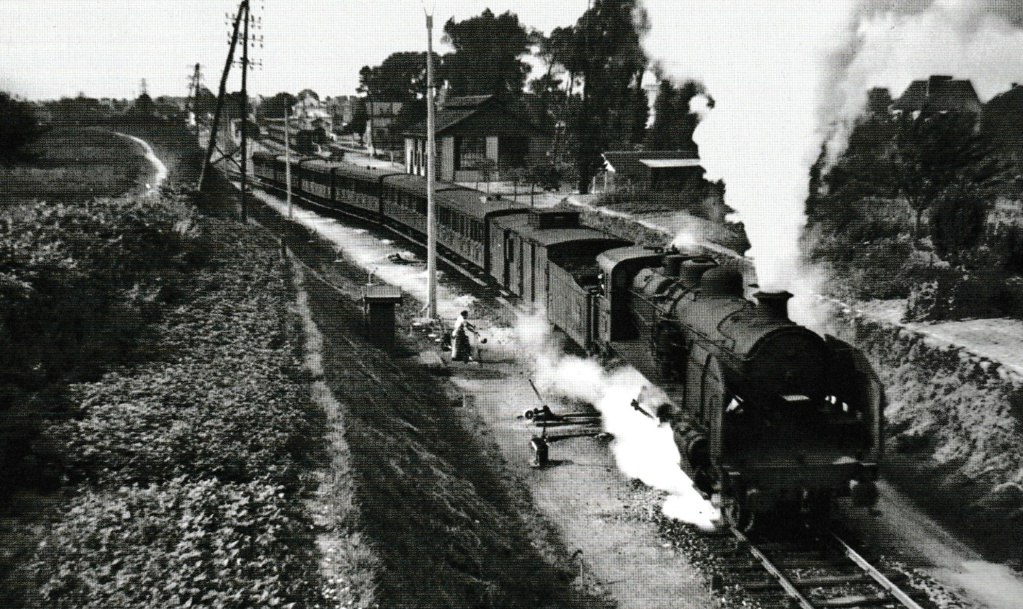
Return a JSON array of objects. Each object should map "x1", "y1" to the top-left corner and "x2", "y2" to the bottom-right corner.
[{"x1": 251, "y1": 151, "x2": 884, "y2": 530}]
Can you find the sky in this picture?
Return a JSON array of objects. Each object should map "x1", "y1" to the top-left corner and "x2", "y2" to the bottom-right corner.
[{"x1": 0, "y1": 0, "x2": 591, "y2": 100}]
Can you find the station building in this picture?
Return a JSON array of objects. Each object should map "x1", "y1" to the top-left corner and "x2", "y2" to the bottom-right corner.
[{"x1": 403, "y1": 94, "x2": 551, "y2": 183}]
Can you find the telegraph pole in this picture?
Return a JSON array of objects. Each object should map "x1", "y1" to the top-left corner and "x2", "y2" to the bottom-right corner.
[
  {"x1": 239, "y1": 0, "x2": 250, "y2": 223},
  {"x1": 198, "y1": 2, "x2": 245, "y2": 191},
  {"x1": 186, "y1": 63, "x2": 203, "y2": 127},
  {"x1": 284, "y1": 106, "x2": 292, "y2": 219},
  {"x1": 425, "y1": 8, "x2": 438, "y2": 319}
]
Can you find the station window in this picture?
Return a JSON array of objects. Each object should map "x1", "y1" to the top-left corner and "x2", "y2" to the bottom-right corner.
[{"x1": 456, "y1": 136, "x2": 486, "y2": 170}]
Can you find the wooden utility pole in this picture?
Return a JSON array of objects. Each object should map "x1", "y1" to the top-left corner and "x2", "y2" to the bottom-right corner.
[
  {"x1": 284, "y1": 106, "x2": 292, "y2": 219},
  {"x1": 186, "y1": 63, "x2": 203, "y2": 127}
]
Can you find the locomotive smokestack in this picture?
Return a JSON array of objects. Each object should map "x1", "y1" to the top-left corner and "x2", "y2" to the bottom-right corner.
[{"x1": 755, "y1": 291, "x2": 793, "y2": 319}]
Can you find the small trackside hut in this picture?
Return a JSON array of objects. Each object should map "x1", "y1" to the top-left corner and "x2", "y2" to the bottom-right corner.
[{"x1": 362, "y1": 284, "x2": 403, "y2": 350}]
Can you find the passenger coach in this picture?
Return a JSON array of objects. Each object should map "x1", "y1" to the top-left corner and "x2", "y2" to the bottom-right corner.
[{"x1": 491, "y1": 210, "x2": 628, "y2": 348}]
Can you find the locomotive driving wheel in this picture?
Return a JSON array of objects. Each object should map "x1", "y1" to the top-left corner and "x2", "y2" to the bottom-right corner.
[{"x1": 723, "y1": 499, "x2": 755, "y2": 533}]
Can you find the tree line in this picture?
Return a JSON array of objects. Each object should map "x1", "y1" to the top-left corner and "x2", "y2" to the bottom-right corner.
[{"x1": 352, "y1": 2, "x2": 702, "y2": 193}]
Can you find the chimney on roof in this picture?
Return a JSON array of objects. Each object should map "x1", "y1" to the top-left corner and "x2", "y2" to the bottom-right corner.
[{"x1": 927, "y1": 75, "x2": 954, "y2": 97}]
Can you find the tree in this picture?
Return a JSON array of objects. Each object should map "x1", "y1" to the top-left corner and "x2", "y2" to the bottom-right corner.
[
  {"x1": 260, "y1": 92, "x2": 297, "y2": 119},
  {"x1": 929, "y1": 185, "x2": 990, "y2": 267},
  {"x1": 545, "y1": 0, "x2": 651, "y2": 193},
  {"x1": 358, "y1": 51, "x2": 438, "y2": 103},
  {"x1": 0, "y1": 92, "x2": 42, "y2": 165},
  {"x1": 345, "y1": 103, "x2": 368, "y2": 138},
  {"x1": 889, "y1": 113, "x2": 1005, "y2": 238},
  {"x1": 131, "y1": 92, "x2": 155, "y2": 117},
  {"x1": 646, "y1": 79, "x2": 703, "y2": 151},
  {"x1": 441, "y1": 9, "x2": 535, "y2": 96},
  {"x1": 191, "y1": 85, "x2": 217, "y2": 117}
]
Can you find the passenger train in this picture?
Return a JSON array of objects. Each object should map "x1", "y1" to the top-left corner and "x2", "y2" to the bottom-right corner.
[{"x1": 251, "y1": 151, "x2": 885, "y2": 530}]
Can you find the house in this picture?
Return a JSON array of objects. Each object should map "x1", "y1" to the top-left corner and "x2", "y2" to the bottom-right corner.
[
  {"x1": 292, "y1": 90, "x2": 334, "y2": 135},
  {"x1": 599, "y1": 150, "x2": 703, "y2": 193},
  {"x1": 365, "y1": 101, "x2": 404, "y2": 154},
  {"x1": 891, "y1": 75, "x2": 981, "y2": 116},
  {"x1": 403, "y1": 94, "x2": 551, "y2": 183}
]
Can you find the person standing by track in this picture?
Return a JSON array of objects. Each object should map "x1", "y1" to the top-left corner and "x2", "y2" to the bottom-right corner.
[{"x1": 451, "y1": 310, "x2": 476, "y2": 362}]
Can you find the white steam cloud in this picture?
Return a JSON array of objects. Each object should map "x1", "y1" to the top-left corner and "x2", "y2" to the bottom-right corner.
[
  {"x1": 515, "y1": 312, "x2": 720, "y2": 530},
  {"x1": 640, "y1": 0, "x2": 1023, "y2": 298}
]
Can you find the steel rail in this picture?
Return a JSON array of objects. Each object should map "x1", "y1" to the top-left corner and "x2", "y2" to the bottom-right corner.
[
  {"x1": 830, "y1": 530, "x2": 926, "y2": 609},
  {"x1": 731, "y1": 528, "x2": 818, "y2": 609}
]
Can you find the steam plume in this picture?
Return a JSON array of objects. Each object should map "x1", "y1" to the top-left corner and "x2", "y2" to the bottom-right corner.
[
  {"x1": 639, "y1": 0, "x2": 1023, "y2": 300},
  {"x1": 516, "y1": 312, "x2": 720, "y2": 529}
]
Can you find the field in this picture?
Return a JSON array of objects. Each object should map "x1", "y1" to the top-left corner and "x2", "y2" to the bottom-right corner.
[{"x1": 0, "y1": 127, "x2": 145, "y2": 204}]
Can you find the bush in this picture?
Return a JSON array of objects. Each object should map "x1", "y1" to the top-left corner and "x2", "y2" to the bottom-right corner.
[
  {"x1": 904, "y1": 268, "x2": 1019, "y2": 322},
  {"x1": 26, "y1": 477, "x2": 324, "y2": 609},
  {"x1": 0, "y1": 92, "x2": 43, "y2": 165}
]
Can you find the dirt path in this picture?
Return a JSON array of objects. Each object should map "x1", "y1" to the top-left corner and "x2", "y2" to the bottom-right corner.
[
  {"x1": 451, "y1": 359, "x2": 713, "y2": 609},
  {"x1": 116, "y1": 132, "x2": 168, "y2": 192}
]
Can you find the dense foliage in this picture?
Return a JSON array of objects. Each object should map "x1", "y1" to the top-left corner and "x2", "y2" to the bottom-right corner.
[
  {"x1": 547, "y1": 0, "x2": 651, "y2": 192},
  {"x1": 0, "y1": 92, "x2": 43, "y2": 165},
  {"x1": 441, "y1": 9, "x2": 536, "y2": 96},
  {"x1": 645, "y1": 79, "x2": 704, "y2": 152},
  {"x1": 0, "y1": 197, "x2": 200, "y2": 494},
  {"x1": 28, "y1": 477, "x2": 319, "y2": 609},
  {"x1": 8, "y1": 206, "x2": 328, "y2": 608},
  {"x1": 807, "y1": 111, "x2": 1019, "y2": 319},
  {"x1": 1, "y1": 128, "x2": 329, "y2": 608},
  {"x1": 258, "y1": 92, "x2": 297, "y2": 121}
]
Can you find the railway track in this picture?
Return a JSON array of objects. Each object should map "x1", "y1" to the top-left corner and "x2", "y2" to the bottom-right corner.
[{"x1": 702, "y1": 522, "x2": 929, "y2": 609}]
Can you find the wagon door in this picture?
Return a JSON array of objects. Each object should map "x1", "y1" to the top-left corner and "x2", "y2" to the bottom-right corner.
[
  {"x1": 503, "y1": 231, "x2": 514, "y2": 289},
  {"x1": 529, "y1": 242, "x2": 537, "y2": 304}
]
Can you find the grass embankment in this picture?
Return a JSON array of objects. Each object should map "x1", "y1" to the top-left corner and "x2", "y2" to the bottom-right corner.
[
  {"x1": 831, "y1": 310, "x2": 1023, "y2": 567},
  {"x1": 1, "y1": 127, "x2": 328, "y2": 608},
  {"x1": 244, "y1": 190, "x2": 610, "y2": 609}
]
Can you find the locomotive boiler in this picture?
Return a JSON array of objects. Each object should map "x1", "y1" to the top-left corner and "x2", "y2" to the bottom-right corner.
[{"x1": 596, "y1": 247, "x2": 884, "y2": 530}]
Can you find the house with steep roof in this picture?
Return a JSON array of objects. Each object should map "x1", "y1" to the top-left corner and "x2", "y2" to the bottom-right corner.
[
  {"x1": 891, "y1": 75, "x2": 981, "y2": 117},
  {"x1": 599, "y1": 149, "x2": 704, "y2": 192},
  {"x1": 403, "y1": 94, "x2": 551, "y2": 182}
]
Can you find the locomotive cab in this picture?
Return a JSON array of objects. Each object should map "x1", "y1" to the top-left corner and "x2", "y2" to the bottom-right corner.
[{"x1": 708, "y1": 330, "x2": 884, "y2": 526}]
